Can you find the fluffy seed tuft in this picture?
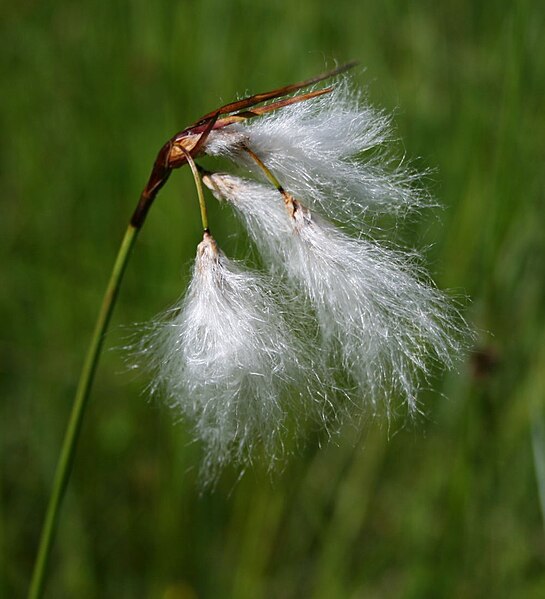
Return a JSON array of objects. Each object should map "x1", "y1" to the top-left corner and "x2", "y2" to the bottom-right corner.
[
  {"x1": 137, "y1": 71, "x2": 472, "y2": 479},
  {"x1": 204, "y1": 173, "x2": 467, "y2": 414},
  {"x1": 139, "y1": 232, "x2": 311, "y2": 480},
  {"x1": 204, "y1": 79, "x2": 428, "y2": 224}
]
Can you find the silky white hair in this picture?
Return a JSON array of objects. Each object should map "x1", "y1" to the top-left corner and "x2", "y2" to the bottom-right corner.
[
  {"x1": 139, "y1": 232, "x2": 318, "y2": 480},
  {"x1": 203, "y1": 173, "x2": 466, "y2": 414},
  {"x1": 204, "y1": 79, "x2": 427, "y2": 224},
  {"x1": 137, "y1": 73, "x2": 471, "y2": 479}
]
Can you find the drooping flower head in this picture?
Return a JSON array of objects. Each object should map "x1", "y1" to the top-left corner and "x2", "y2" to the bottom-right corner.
[{"x1": 136, "y1": 65, "x2": 471, "y2": 480}]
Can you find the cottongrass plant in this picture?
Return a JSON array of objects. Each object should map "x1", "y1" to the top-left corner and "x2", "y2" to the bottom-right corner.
[{"x1": 29, "y1": 63, "x2": 470, "y2": 598}]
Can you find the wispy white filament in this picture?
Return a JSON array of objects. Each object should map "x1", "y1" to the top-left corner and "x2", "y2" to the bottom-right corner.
[
  {"x1": 137, "y1": 72, "x2": 472, "y2": 478},
  {"x1": 141, "y1": 232, "x2": 309, "y2": 479},
  {"x1": 204, "y1": 79, "x2": 427, "y2": 224},
  {"x1": 203, "y1": 173, "x2": 465, "y2": 413}
]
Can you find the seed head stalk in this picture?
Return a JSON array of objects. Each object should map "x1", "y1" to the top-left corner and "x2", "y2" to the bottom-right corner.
[
  {"x1": 182, "y1": 148, "x2": 209, "y2": 232},
  {"x1": 28, "y1": 223, "x2": 139, "y2": 599},
  {"x1": 244, "y1": 146, "x2": 285, "y2": 194}
]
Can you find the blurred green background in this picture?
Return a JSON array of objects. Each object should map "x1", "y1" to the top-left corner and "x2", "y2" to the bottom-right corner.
[{"x1": 2, "y1": 0, "x2": 545, "y2": 597}]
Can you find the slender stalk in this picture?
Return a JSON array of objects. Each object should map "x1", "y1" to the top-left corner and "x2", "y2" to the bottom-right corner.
[
  {"x1": 28, "y1": 224, "x2": 139, "y2": 599},
  {"x1": 182, "y1": 148, "x2": 209, "y2": 231},
  {"x1": 244, "y1": 147, "x2": 297, "y2": 215},
  {"x1": 244, "y1": 146, "x2": 285, "y2": 192}
]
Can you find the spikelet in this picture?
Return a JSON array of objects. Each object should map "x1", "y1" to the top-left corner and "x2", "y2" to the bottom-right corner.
[
  {"x1": 204, "y1": 79, "x2": 427, "y2": 224},
  {"x1": 140, "y1": 232, "x2": 312, "y2": 480},
  {"x1": 203, "y1": 173, "x2": 465, "y2": 414}
]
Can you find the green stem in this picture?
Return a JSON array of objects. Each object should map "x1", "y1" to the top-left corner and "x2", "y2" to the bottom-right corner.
[
  {"x1": 244, "y1": 146, "x2": 284, "y2": 192},
  {"x1": 28, "y1": 223, "x2": 139, "y2": 599},
  {"x1": 182, "y1": 148, "x2": 209, "y2": 231}
]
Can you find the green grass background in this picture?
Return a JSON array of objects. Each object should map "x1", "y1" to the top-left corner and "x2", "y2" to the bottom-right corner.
[{"x1": 2, "y1": 0, "x2": 545, "y2": 597}]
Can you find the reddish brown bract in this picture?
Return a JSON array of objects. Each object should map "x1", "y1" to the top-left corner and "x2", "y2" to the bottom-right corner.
[{"x1": 130, "y1": 63, "x2": 356, "y2": 227}]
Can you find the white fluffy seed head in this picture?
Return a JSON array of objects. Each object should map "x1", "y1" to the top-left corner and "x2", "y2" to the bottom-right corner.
[
  {"x1": 203, "y1": 173, "x2": 467, "y2": 415},
  {"x1": 140, "y1": 231, "x2": 315, "y2": 481},
  {"x1": 204, "y1": 78, "x2": 428, "y2": 224},
  {"x1": 137, "y1": 72, "x2": 472, "y2": 478}
]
